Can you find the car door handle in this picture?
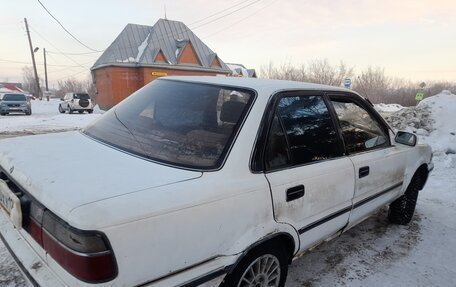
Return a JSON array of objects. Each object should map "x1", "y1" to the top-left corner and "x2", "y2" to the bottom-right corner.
[
  {"x1": 286, "y1": 185, "x2": 305, "y2": 202},
  {"x1": 359, "y1": 166, "x2": 370, "y2": 178}
]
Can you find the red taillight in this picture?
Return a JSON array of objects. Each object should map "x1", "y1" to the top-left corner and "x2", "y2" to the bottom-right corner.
[
  {"x1": 28, "y1": 217, "x2": 43, "y2": 246},
  {"x1": 42, "y1": 229, "x2": 116, "y2": 282},
  {"x1": 24, "y1": 202, "x2": 117, "y2": 283}
]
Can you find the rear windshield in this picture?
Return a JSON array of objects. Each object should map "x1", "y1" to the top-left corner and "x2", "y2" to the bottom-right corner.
[
  {"x1": 74, "y1": 93, "x2": 90, "y2": 100},
  {"x1": 3, "y1": 94, "x2": 26, "y2": 101},
  {"x1": 83, "y1": 80, "x2": 255, "y2": 169}
]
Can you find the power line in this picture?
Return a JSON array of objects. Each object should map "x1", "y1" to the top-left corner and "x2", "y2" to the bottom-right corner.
[
  {"x1": 203, "y1": 0, "x2": 278, "y2": 39},
  {"x1": 47, "y1": 50, "x2": 102, "y2": 56},
  {"x1": 36, "y1": 0, "x2": 101, "y2": 52},
  {"x1": 53, "y1": 69, "x2": 89, "y2": 82},
  {"x1": 28, "y1": 24, "x2": 90, "y2": 70},
  {"x1": 0, "y1": 58, "x2": 91, "y2": 68},
  {"x1": 188, "y1": 0, "x2": 250, "y2": 25},
  {"x1": 191, "y1": 0, "x2": 263, "y2": 30}
]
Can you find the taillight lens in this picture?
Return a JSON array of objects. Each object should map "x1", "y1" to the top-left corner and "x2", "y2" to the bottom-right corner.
[{"x1": 23, "y1": 202, "x2": 117, "y2": 283}]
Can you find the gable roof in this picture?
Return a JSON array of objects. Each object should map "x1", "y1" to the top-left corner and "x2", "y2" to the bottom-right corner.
[{"x1": 92, "y1": 19, "x2": 231, "y2": 73}]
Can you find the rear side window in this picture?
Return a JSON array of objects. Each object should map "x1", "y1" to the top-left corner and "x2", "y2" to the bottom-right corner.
[
  {"x1": 330, "y1": 99, "x2": 389, "y2": 153},
  {"x1": 265, "y1": 95, "x2": 343, "y2": 170}
]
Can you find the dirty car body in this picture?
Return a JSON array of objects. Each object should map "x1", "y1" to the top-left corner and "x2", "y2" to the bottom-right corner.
[{"x1": 0, "y1": 77, "x2": 433, "y2": 287}]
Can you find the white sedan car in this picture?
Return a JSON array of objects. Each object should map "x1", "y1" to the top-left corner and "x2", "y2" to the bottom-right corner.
[{"x1": 0, "y1": 77, "x2": 433, "y2": 287}]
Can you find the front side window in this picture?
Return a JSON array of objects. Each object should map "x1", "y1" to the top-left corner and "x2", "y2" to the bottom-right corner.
[
  {"x1": 84, "y1": 80, "x2": 254, "y2": 169},
  {"x1": 330, "y1": 98, "x2": 389, "y2": 154},
  {"x1": 265, "y1": 95, "x2": 343, "y2": 170}
]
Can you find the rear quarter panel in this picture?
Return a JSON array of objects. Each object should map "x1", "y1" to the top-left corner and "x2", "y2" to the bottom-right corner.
[{"x1": 67, "y1": 171, "x2": 297, "y2": 287}]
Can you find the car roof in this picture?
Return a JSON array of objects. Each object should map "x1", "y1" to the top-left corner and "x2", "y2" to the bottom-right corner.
[{"x1": 161, "y1": 76, "x2": 354, "y2": 95}]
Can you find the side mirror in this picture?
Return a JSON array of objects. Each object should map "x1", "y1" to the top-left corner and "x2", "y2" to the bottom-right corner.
[{"x1": 395, "y1": 131, "x2": 417, "y2": 147}]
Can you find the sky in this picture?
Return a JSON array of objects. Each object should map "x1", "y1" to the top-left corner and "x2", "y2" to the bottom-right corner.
[{"x1": 0, "y1": 0, "x2": 455, "y2": 88}]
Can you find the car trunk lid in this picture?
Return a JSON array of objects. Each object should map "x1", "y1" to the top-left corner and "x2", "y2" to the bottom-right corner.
[{"x1": 0, "y1": 131, "x2": 202, "y2": 221}]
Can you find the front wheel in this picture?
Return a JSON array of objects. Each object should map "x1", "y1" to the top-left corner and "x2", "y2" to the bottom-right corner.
[
  {"x1": 388, "y1": 174, "x2": 421, "y2": 225},
  {"x1": 221, "y1": 243, "x2": 289, "y2": 287},
  {"x1": 58, "y1": 104, "x2": 65, "y2": 113}
]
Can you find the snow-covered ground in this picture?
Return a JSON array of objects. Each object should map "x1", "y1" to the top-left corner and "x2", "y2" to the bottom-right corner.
[
  {"x1": 0, "y1": 99, "x2": 102, "y2": 136},
  {"x1": 0, "y1": 92, "x2": 455, "y2": 286}
]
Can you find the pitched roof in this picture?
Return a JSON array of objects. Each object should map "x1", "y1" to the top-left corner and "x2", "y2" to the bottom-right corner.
[
  {"x1": 226, "y1": 63, "x2": 257, "y2": 78},
  {"x1": 92, "y1": 19, "x2": 231, "y2": 73}
]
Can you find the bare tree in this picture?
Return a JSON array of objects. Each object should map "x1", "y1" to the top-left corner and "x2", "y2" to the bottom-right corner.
[
  {"x1": 260, "y1": 59, "x2": 354, "y2": 87},
  {"x1": 56, "y1": 75, "x2": 96, "y2": 100},
  {"x1": 352, "y1": 66, "x2": 390, "y2": 103},
  {"x1": 22, "y1": 66, "x2": 40, "y2": 96}
]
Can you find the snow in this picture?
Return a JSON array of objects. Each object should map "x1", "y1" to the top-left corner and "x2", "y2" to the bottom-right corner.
[
  {"x1": 418, "y1": 90, "x2": 456, "y2": 154},
  {"x1": 374, "y1": 103, "x2": 404, "y2": 113},
  {"x1": 1, "y1": 92, "x2": 456, "y2": 286},
  {"x1": 226, "y1": 63, "x2": 249, "y2": 77},
  {"x1": 0, "y1": 99, "x2": 102, "y2": 135},
  {"x1": 135, "y1": 34, "x2": 150, "y2": 62}
]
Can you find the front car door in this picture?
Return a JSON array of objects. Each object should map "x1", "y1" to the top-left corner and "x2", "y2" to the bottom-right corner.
[
  {"x1": 260, "y1": 92, "x2": 356, "y2": 252},
  {"x1": 328, "y1": 94, "x2": 408, "y2": 228}
]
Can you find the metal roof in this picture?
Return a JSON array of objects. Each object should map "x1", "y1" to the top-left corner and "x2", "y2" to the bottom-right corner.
[{"x1": 92, "y1": 19, "x2": 231, "y2": 73}]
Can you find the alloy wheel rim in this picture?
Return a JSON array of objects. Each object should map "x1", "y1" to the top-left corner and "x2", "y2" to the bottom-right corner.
[{"x1": 237, "y1": 254, "x2": 281, "y2": 287}]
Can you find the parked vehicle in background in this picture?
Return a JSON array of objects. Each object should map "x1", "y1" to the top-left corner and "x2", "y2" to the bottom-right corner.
[
  {"x1": 59, "y1": 92, "x2": 93, "y2": 114},
  {"x1": 0, "y1": 77, "x2": 433, "y2": 287},
  {"x1": 0, "y1": 93, "x2": 32, "y2": 115}
]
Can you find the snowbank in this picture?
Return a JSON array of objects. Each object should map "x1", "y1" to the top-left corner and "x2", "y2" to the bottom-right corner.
[{"x1": 418, "y1": 90, "x2": 456, "y2": 155}]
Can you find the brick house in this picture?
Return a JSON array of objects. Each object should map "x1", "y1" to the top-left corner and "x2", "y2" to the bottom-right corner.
[{"x1": 91, "y1": 19, "x2": 232, "y2": 109}]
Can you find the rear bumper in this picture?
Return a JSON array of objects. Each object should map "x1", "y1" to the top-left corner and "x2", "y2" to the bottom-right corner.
[
  {"x1": 69, "y1": 104, "x2": 93, "y2": 110},
  {"x1": 0, "y1": 210, "x2": 65, "y2": 287}
]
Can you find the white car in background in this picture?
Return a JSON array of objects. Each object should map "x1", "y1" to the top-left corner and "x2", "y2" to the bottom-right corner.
[
  {"x1": 59, "y1": 92, "x2": 94, "y2": 114},
  {"x1": 0, "y1": 77, "x2": 433, "y2": 287}
]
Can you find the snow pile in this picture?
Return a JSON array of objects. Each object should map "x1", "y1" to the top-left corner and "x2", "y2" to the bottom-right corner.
[
  {"x1": 381, "y1": 105, "x2": 434, "y2": 137},
  {"x1": 0, "y1": 99, "x2": 102, "y2": 135},
  {"x1": 418, "y1": 90, "x2": 456, "y2": 155},
  {"x1": 374, "y1": 103, "x2": 404, "y2": 113}
]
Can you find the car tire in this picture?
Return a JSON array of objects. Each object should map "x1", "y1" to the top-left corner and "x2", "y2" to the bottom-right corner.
[
  {"x1": 388, "y1": 174, "x2": 420, "y2": 225},
  {"x1": 88, "y1": 109, "x2": 93, "y2": 114},
  {"x1": 220, "y1": 243, "x2": 289, "y2": 287},
  {"x1": 78, "y1": 110, "x2": 84, "y2": 114},
  {"x1": 58, "y1": 105, "x2": 65, "y2": 114},
  {"x1": 26, "y1": 110, "x2": 32, "y2": 115},
  {"x1": 68, "y1": 106, "x2": 73, "y2": 114}
]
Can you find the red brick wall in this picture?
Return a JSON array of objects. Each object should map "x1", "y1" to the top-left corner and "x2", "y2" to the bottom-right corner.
[{"x1": 94, "y1": 66, "x2": 226, "y2": 109}]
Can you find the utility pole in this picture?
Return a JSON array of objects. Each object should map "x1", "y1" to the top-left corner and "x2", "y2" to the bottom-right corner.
[
  {"x1": 24, "y1": 18, "x2": 42, "y2": 100},
  {"x1": 43, "y1": 48, "x2": 49, "y2": 101}
]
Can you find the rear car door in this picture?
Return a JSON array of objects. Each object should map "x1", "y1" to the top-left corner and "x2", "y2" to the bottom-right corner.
[
  {"x1": 260, "y1": 92, "x2": 356, "y2": 251},
  {"x1": 328, "y1": 94, "x2": 407, "y2": 228}
]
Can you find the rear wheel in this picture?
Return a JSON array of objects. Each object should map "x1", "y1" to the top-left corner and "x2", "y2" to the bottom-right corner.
[
  {"x1": 78, "y1": 110, "x2": 84, "y2": 114},
  {"x1": 68, "y1": 106, "x2": 73, "y2": 114},
  {"x1": 87, "y1": 109, "x2": 93, "y2": 114},
  {"x1": 221, "y1": 243, "x2": 289, "y2": 287},
  {"x1": 25, "y1": 110, "x2": 32, "y2": 115},
  {"x1": 388, "y1": 174, "x2": 421, "y2": 225}
]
